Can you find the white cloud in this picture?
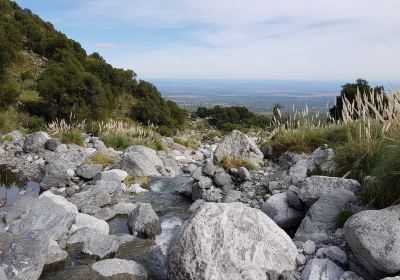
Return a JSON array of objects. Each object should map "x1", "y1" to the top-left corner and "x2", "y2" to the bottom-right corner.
[{"x1": 63, "y1": 0, "x2": 400, "y2": 79}]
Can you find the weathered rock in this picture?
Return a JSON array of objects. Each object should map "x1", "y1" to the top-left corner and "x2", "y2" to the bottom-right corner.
[
  {"x1": 301, "y1": 258, "x2": 345, "y2": 280},
  {"x1": 69, "y1": 180, "x2": 120, "y2": 210},
  {"x1": 286, "y1": 190, "x2": 304, "y2": 210},
  {"x1": 112, "y1": 203, "x2": 137, "y2": 215},
  {"x1": 339, "y1": 272, "x2": 365, "y2": 280},
  {"x1": 23, "y1": 131, "x2": 50, "y2": 153},
  {"x1": 162, "y1": 157, "x2": 180, "y2": 177},
  {"x1": 201, "y1": 161, "x2": 217, "y2": 177},
  {"x1": 1, "y1": 230, "x2": 50, "y2": 280},
  {"x1": 222, "y1": 190, "x2": 242, "y2": 203},
  {"x1": 299, "y1": 176, "x2": 360, "y2": 206},
  {"x1": 76, "y1": 163, "x2": 103, "y2": 180},
  {"x1": 166, "y1": 202, "x2": 298, "y2": 280},
  {"x1": 67, "y1": 227, "x2": 119, "y2": 258},
  {"x1": 93, "y1": 169, "x2": 128, "y2": 182},
  {"x1": 262, "y1": 192, "x2": 305, "y2": 228},
  {"x1": 46, "y1": 239, "x2": 68, "y2": 265},
  {"x1": 128, "y1": 203, "x2": 161, "y2": 238},
  {"x1": 288, "y1": 154, "x2": 311, "y2": 182},
  {"x1": 213, "y1": 170, "x2": 233, "y2": 187},
  {"x1": 91, "y1": 259, "x2": 148, "y2": 279},
  {"x1": 303, "y1": 240, "x2": 316, "y2": 255},
  {"x1": 295, "y1": 190, "x2": 356, "y2": 242},
  {"x1": 1, "y1": 130, "x2": 23, "y2": 142},
  {"x1": 344, "y1": 205, "x2": 400, "y2": 276},
  {"x1": 72, "y1": 213, "x2": 109, "y2": 235},
  {"x1": 40, "y1": 158, "x2": 74, "y2": 190},
  {"x1": 238, "y1": 166, "x2": 251, "y2": 181},
  {"x1": 213, "y1": 130, "x2": 264, "y2": 167},
  {"x1": 310, "y1": 147, "x2": 335, "y2": 174},
  {"x1": 45, "y1": 138, "x2": 61, "y2": 152},
  {"x1": 316, "y1": 246, "x2": 348, "y2": 264},
  {"x1": 7, "y1": 197, "x2": 75, "y2": 240},
  {"x1": 94, "y1": 207, "x2": 115, "y2": 221},
  {"x1": 190, "y1": 167, "x2": 204, "y2": 181},
  {"x1": 39, "y1": 191, "x2": 78, "y2": 213},
  {"x1": 192, "y1": 184, "x2": 223, "y2": 202},
  {"x1": 113, "y1": 145, "x2": 164, "y2": 176}
]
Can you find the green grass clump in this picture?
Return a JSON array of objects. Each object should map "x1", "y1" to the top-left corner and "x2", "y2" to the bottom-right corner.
[
  {"x1": 337, "y1": 208, "x2": 354, "y2": 228},
  {"x1": 123, "y1": 174, "x2": 150, "y2": 185},
  {"x1": 60, "y1": 130, "x2": 84, "y2": 146},
  {"x1": 100, "y1": 132, "x2": 133, "y2": 151},
  {"x1": 219, "y1": 155, "x2": 257, "y2": 170},
  {"x1": 362, "y1": 138, "x2": 400, "y2": 208},
  {"x1": 173, "y1": 136, "x2": 199, "y2": 150},
  {"x1": 86, "y1": 153, "x2": 117, "y2": 168},
  {"x1": 0, "y1": 109, "x2": 29, "y2": 135}
]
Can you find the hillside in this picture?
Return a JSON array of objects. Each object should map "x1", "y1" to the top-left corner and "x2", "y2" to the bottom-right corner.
[{"x1": 0, "y1": 0, "x2": 186, "y2": 133}]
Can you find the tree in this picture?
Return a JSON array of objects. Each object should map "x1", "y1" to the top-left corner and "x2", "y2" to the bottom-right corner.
[{"x1": 329, "y1": 79, "x2": 385, "y2": 120}]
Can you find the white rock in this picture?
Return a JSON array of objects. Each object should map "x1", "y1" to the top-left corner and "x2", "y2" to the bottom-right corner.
[
  {"x1": 39, "y1": 191, "x2": 78, "y2": 214},
  {"x1": 72, "y1": 213, "x2": 109, "y2": 235},
  {"x1": 112, "y1": 203, "x2": 137, "y2": 215},
  {"x1": 92, "y1": 259, "x2": 148, "y2": 278}
]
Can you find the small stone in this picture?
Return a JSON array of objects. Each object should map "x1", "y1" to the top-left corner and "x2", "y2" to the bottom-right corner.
[
  {"x1": 303, "y1": 240, "x2": 316, "y2": 255},
  {"x1": 202, "y1": 161, "x2": 216, "y2": 177},
  {"x1": 66, "y1": 169, "x2": 75, "y2": 177},
  {"x1": 296, "y1": 254, "x2": 307, "y2": 266},
  {"x1": 238, "y1": 167, "x2": 251, "y2": 181}
]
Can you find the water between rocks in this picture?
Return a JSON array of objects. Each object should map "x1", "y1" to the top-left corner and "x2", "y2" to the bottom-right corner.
[
  {"x1": 42, "y1": 176, "x2": 191, "y2": 280},
  {"x1": 0, "y1": 165, "x2": 40, "y2": 210}
]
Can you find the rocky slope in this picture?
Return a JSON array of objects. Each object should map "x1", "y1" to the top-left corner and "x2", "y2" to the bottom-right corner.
[{"x1": 0, "y1": 129, "x2": 398, "y2": 280}]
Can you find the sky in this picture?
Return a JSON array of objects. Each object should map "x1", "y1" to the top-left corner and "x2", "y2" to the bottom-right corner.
[{"x1": 14, "y1": 0, "x2": 400, "y2": 81}]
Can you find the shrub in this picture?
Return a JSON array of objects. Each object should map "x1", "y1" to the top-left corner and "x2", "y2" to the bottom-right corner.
[
  {"x1": 86, "y1": 152, "x2": 117, "y2": 168},
  {"x1": 0, "y1": 81, "x2": 20, "y2": 107},
  {"x1": 219, "y1": 155, "x2": 256, "y2": 170},
  {"x1": 337, "y1": 208, "x2": 354, "y2": 228},
  {"x1": 100, "y1": 132, "x2": 132, "y2": 151},
  {"x1": 123, "y1": 175, "x2": 150, "y2": 185},
  {"x1": 27, "y1": 116, "x2": 45, "y2": 132},
  {"x1": 60, "y1": 130, "x2": 83, "y2": 146},
  {"x1": 173, "y1": 136, "x2": 199, "y2": 150},
  {"x1": 362, "y1": 138, "x2": 400, "y2": 208}
]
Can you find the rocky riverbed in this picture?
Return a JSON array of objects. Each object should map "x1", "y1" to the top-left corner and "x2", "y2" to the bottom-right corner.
[{"x1": 0, "y1": 129, "x2": 399, "y2": 280}]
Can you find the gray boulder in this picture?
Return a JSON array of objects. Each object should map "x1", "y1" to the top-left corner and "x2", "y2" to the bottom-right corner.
[
  {"x1": 166, "y1": 202, "x2": 298, "y2": 280},
  {"x1": 192, "y1": 184, "x2": 223, "y2": 202},
  {"x1": 213, "y1": 170, "x2": 233, "y2": 187},
  {"x1": 262, "y1": 192, "x2": 305, "y2": 228},
  {"x1": 76, "y1": 163, "x2": 103, "y2": 179},
  {"x1": 112, "y1": 202, "x2": 137, "y2": 215},
  {"x1": 72, "y1": 213, "x2": 109, "y2": 234},
  {"x1": 310, "y1": 147, "x2": 335, "y2": 174},
  {"x1": 113, "y1": 145, "x2": 164, "y2": 176},
  {"x1": 6, "y1": 197, "x2": 75, "y2": 240},
  {"x1": 213, "y1": 130, "x2": 264, "y2": 167},
  {"x1": 40, "y1": 158, "x2": 74, "y2": 190},
  {"x1": 202, "y1": 161, "x2": 217, "y2": 177},
  {"x1": 301, "y1": 258, "x2": 345, "y2": 280},
  {"x1": 93, "y1": 169, "x2": 128, "y2": 182},
  {"x1": 344, "y1": 205, "x2": 400, "y2": 276},
  {"x1": 45, "y1": 138, "x2": 61, "y2": 152},
  {"x1": 46, "y1": 239, "x2": 68, "y2": 265},
  {"x1": 316, "y1": 246, "x2": 348, "y2": 264},
  {"x1": 69, "y1": 180, "x2": 120, "y2": 210},
  {"x1": 299, "y1": 176, "x2": 361, "y2": 206},
  {"x1": 67, "y1": 227, "x2": 119, "y2": 258},
  {"x1": 1, "y1": 230, "x2": 50, "y2": 280},
  {"x1": 23, "y1": 131, "x2": 50, "y2": 153},
  {"x1": 295, "y1": 190, "x2": 356, "y2": 242},
  {"x1": 128, "y1": 203, "x2": 161, "y2": 238},
  {"x1": 339, "y1": 272, "x2": 365, "y2": 280},
  {"x1": 222, "y1": 190, "x2": 242, "y2": 203},
  {"x1": 238, "y1": 166, "x2": 251, "y2": 181},
  {"x1": 91, "y1": 259, "x2": 148, "y2": 279}
]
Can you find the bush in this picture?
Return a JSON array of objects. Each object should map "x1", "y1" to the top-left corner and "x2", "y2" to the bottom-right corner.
[
  {"x1": 60, "y1": 130, "x2": 84, "y2": 146},
  {"x1": 0, "y1": 81, "x2": 20, "y2": 107},
  {"x1": 337, "y1": 208, "x2": 354, "y2": 228},
  {"x1": 27, "y1": 116, "x2": 45, "y2": 132},
  {"x1": 86, "y1": 152, "x2": 117, "y2": 168},
  {"x1": 362, "y1": 138, "x2": 400, "y2": 208},
  {"x1": 100, "y1": 132, "x2": 132, "y2": 151},
  {"x1": 173, "y1": 136, "x2": 199, "y2": 150}
]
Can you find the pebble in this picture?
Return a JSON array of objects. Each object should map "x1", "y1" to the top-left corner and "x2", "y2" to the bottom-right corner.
[
  {"x1": 296, "y1": 254, "x2": 307, "y2": 266},
  {"x1": 303, "y1": 240, "x2": 316, "y2": 255}
]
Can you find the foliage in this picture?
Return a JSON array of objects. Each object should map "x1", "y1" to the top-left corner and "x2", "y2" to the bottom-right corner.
[
  {"x1": 337, "y1": 208, "x2": 354, "y2": 228},
  {"x1": 219, "y1": 155, "x2": 256, "y2": 170},
  {"x1": 196, "y1": 105, "x2": 271, "y2": 131},
  {"x1": 100, "y1": 132, "x2": 133, "y2": 151},
  {"x1": 60, "y1": 130, "x2": 84, "y2": 146},
  {"x1": 173, "y1": 136, "x2": 199, "y2": 149},
  {"x1": 130, "y1": 81, "x2": 187, "y2": 130},
  {"x1": 27, "y1": 116, "x2": 45, "y2": 132},
  {"x1": 86, "y1": 152, "x2": 117, "y2": 168},
  {"x1": 0, "y1": 81, "x2": 20, "y2": 107},
  {"x1": 0, "y1": 108, "x2": 30, "y2": 134},
  {"x1": 329, "y1": 79, "x2": 385, "y2": 120},
  {"x1": 123, "y1": 175, "x2": 150, "y2": 186}
]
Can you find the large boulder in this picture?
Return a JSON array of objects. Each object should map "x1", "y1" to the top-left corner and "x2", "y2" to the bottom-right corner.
[
  {"x1": 6, "y1": 197, "x2": 76, "y2": 240},
  {"x1": 72, "y1": 213, "x2": 109, "y2": 235},
  {"x1": 67, "y1": 227, "x2": 119, "y2": 258},
  {"x1": 127, "y1": 203, "x2": 161, "y2": 238},
  {"x1": 1, "y1": 230, "x2": 50, "y2": 280},
  {"x1": 91, "y1": 259, "x2": 148, "y2": 279},
  {"x1": 113, "y1": 145, "x2": 165, "y2": 176},
  {"x1": 301, "y1": 258, "x2": 345, "y2": 280},
  {"x1": 76, "y1": 163, "x2": 103, "y2": 180},
  {"x1": 261, "y1": 192, "x2": 305, "y2": 228},
  {"x1": 298, "y1": 176, "x2": 361, "y2": 206},
  {"x1": 39, "y1": 191, "x2": 78, "y2": 213},
  {"x1": 310, "y1": 147, "x2": 335, "y2": 174},
  {"x1": 46, "y1": 239, "x2": 68, "y2": 265},
  {"x1": 166, "y1": 202, "x2": 298, "y2": 280},
  {"x1": 40, "y1": 158, "x2": 75, "y2": 190},
  {"x1": 23, "y1": 131, "x2": 50, "y2": 153},
  {"x1": 344, "y1": 205, "x2": 400, "y2": 277},
  {"x1": 213, "y1": 130, "x2": 264, "y2": 167},
  {"x1": 295, "y1": 190, "x2": 356, "y2": 243}
]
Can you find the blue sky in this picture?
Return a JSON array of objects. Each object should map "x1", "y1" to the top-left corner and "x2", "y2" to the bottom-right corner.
[{"x1": 15, "y1": 0, "x2": 400, "y2": 81}]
